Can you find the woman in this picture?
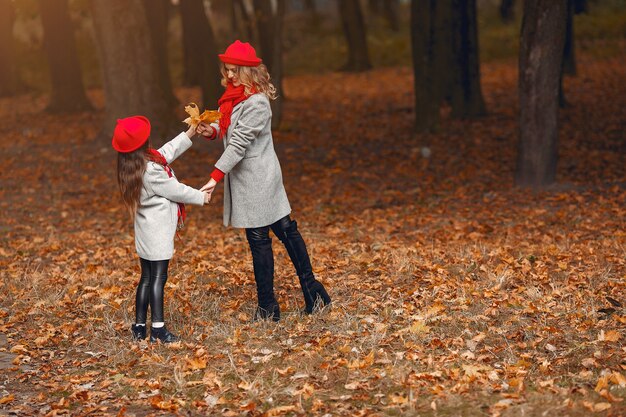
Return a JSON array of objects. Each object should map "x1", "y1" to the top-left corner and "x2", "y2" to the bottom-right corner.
[{"x1": 198, "y1": 40, "x2": 331, "y2": 321}]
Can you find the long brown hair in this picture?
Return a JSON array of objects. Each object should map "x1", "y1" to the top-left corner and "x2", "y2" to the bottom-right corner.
[{"x1": 117, "y1": 141, "x2": 149, "y2": 217}]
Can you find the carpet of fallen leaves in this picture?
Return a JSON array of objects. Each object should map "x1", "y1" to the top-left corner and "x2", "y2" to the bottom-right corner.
[{"x1": 0, "y1": 52, "x2": 625, "y2": 416}]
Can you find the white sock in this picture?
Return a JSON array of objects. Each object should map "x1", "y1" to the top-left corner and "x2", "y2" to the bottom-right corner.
[
  {"x1": 135, "y1": 323, "x2": 146, "y2": 327},
  {"x1": 152, "y1": 322, "x2": 164, "y2": 328}
]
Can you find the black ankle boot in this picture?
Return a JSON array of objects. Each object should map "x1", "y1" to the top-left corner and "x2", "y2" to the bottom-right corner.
[
  {"x1": 150, "y1": 326, "x2": 180, "y2": 343},
  {"x1": 131, "y1": 324, "x2": 147, "y2": 340},
  {"x1": 300, "y1": 275, "x2": 332, "y2": 314},
  {"x1": 272, "y1": 217, "x2": 331, "y2": 314},
  {"x1": 254, "y1": 302, "x2": 281, "y2": 322}
]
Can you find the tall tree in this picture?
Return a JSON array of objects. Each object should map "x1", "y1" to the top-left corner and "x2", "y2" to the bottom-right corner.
[
  {"x1": 253, "y1": 0, "x2": 275, "y2": 72},
  {"x1": 179, "y1": 0, "x2": 221, "y2": 109},
  {"x1": 143, "y1": 0, "x2": 178, "y2": 108},
  {"x1": 39, "y1": 0, "x2": 92, "y2": 112},
  {"x1": 382, "y1": 0, "x2": 400, "y2": 32},
  {"x1": 410, "y1": 0, "x2": 440, "y2": 132},
  {"x1": 303, "y1": 0, "x2": 317, "y2": 14},
  {"x1": 0, "y1": 0, "x2": 20, "y2": 96},
  {"x1": 91, "y1": 0, "x2": 175, "y2": 140},
  {"x1": 500, "y1": 0, "x2": 515, "y2": 23},
  {"x1": 209, "y1": 0, "x2": 237, "y2": 41},
  {"x1": 234, "y1": 0, "x2": 255, "y2": 42},
  {"x1": 411, "y1": 0, "x2": 485, "y2": 131},
  {"x1": 338, "y1": 0, "x2": 372, "y2": 71},
  {"x1": 450, "y1": 0, "x2": 486, "y2": 118},
  {"x1": 253, "y1": 0, "x2": 286, "y2": 129},
  {"x1": 516, "y1": 0, "x2": 567, "y2": 188}
]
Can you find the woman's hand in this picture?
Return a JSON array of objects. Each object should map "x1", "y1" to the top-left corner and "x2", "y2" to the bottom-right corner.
[
  {"x1": 197, "y1": 122, "x2": 217, "y2": 139},
  {"x1": 197, "y1": 122, "x2": 209, "y2": 136},
  {"x1": 203, "y1": 191, "x2": 211, "y2": 204}
]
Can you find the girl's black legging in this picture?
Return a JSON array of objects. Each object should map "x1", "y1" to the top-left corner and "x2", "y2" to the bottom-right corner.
[{"x1": 135, "y1": 258, "x2": 169, "y2": 324}]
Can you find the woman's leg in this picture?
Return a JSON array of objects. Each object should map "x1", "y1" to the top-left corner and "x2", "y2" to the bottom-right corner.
[
  {"x1": 147, "y1": 260, "x2": 179, "y2": 343},
  {"x1": 246, "y1": 226, "x2": 280, "y2": 321},
  {"x1": 271, "y1": 215, "x2": 331, "y2": 314}
]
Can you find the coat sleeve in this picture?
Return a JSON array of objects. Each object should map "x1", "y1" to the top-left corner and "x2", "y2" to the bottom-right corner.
[
  {"x1": 157, "y1": 132, "x2": 193, "y2": 164},
  {"x1": 214, "y1": 96, "x2": 270, "y2": 174},
  {"x1": 145, "y1": 164, "x2": 205, "y2": 206}
]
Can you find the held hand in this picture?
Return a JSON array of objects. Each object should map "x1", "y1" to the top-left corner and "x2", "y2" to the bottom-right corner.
[
  {"x1": 203, "y1": 191, "x2": 211, "y2": 204},
  {"x1": 197, "y1": 122, "x2": 210, "y2": 137},
  {"x1": 200, "y1": 178, "x2": 217, "y2": 193},
  {"x1": 185, "y1": 124, "x2": 197, "y2": 139}
]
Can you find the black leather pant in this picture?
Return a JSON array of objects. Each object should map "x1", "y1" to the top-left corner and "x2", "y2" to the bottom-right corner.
[
  {"x1": 246, "y1": 215, "x2": 330, "y2": 313},
  {"x1": 135, "y1": 258, "x2": 169, "y2": 324}
]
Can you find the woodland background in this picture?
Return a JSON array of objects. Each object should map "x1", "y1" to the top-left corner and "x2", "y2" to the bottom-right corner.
[{"x1": 0, "y1": 0, "x2": 625, "y2": 416}]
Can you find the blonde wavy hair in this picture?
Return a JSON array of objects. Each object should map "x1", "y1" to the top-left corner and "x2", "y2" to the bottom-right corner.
[{"x1": 220, "y1": 63, "x2": 277, "y2": 100}]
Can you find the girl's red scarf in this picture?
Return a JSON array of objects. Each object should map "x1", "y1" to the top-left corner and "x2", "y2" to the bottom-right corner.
[
  {"x1": 217, "y1": 83, "x2": 255, "y2": 138},
  {"x1": 147, "y1": 149, "x2": 186, "y2": 230}
]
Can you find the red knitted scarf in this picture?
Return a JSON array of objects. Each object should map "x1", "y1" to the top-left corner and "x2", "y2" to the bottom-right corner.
[
  {"x1": 147, "y1": 148, "x2": 186, "y2": 229},
  {"x1": 217, "y1": 83, "x2": 255, "y2": 138}
]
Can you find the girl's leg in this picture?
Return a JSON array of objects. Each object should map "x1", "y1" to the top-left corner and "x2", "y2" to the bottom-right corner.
[
  {"x1": 148, "y1": 259, "x2": 179, "y2": 343},
  {"x1": 148, "y1": 259, "x2": 169, "y2": 324},
  {"x1": 131, "y1": 258, "x2": 151, "y2": 340},
  {"x1": 135, "y1": 258, "x2": 152, "y2": 324},
  {"x1": 245, "y1": 226, "x2": 280, "y2": 321},
  {"x1": 270, "y1": 215, "x2": 331, "y2": 314}
]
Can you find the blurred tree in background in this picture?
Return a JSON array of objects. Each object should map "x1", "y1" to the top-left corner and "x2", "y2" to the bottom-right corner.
[{"x1": 0, "y1": 0, "x2": 623, "y2": 189}]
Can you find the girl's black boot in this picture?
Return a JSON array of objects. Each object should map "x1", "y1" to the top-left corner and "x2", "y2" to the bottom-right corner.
[
  {"x1": 150, "y1": 326, "x2": 180, "y2": 343},
  {"x1": 131, "y1": 324, "x2": 147, "y2": 340}
]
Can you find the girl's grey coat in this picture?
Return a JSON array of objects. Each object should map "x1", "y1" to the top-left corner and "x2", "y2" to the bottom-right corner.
[
  {"x1": 134, "y1": 132, "x2": 205, "y2": 260},
  {"x1": 214, "y1": 93, "x2": 291, "y2": 228}
]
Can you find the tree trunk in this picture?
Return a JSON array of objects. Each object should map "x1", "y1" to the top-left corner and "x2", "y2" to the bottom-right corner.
[
  {"x1": 516, "y1": 0, "x2": 567, "y2": 188},
  {"x1": 500, "y1": 0, "x2": 515, "y2": 23},
  {"x1": 0, "y1": 0, "x2": 19, "y2": 97},
  {"x1": 450, "y1": 0, "x2": 486, "y2": 118},
  {"x1": 562, "y1": 0, "x2": 576, "y2": 76},
  {"x1": 210, "y1": 0, "x2": 237, "y2": 41},
  {"x1": 368, "y1": 0, "x2": 381, "y2": 15},
  {"x1": 383, "y1": 0, "x2": 400, "y2": 31},
  {"x1": 338, "y1": 0, "x2": 372, "y2": 71},
  {"x1": 270, "y1": 0, "x2": 285, "y2": 129},
  {"x1": 303, "y1": 0, "x2": 317, "y2": 14},
  {"x1": 143, "y1": 0, "x2": 178, "y2": 108},
  {"x1": 411, "y1": 0, "x2": 439, "y2": 132},
  {"x1": 235, "y1": 0, "x2": 255, "y2": 42},
  {"x1": 253, "y1": 0, "x2": 275, "y2": 73},
  {"x1": 180, "y1": 0, "x2": 221, "y2": 109},
  {"x1": 91, "y1": 0, "x2": 175, "y2": 140}
]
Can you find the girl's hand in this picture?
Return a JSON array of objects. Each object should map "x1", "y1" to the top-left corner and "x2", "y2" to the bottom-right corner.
[
  {"x1": 200, "y1": 178, "x2": 217, "y2": 193},
  {"x1": 185, "y1": 124, "x2": 197, "y2": 139},
  {"x1": 203, "y1": 191, "x2": 211, "y2": 204}
]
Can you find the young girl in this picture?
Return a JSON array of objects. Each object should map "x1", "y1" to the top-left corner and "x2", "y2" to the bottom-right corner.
[
  {"x1": 197, "y1": 40, "x2": 331, "y2": 321},
  {"x1": 112, "y1": 116, "x2": 210, "y2": 342}
]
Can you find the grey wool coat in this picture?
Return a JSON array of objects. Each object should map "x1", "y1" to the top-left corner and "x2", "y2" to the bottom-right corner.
[
  {"x1": 213, "y1": 93, "x2": 291, "y2": 228},
  {"x1": 134, "y1": 132, "x2": 205, "y2": 260}
]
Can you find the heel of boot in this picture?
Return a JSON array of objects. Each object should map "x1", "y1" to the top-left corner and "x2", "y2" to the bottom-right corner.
[{"x1": 254, "y1": 302, "x2": 281, "y2": 322}]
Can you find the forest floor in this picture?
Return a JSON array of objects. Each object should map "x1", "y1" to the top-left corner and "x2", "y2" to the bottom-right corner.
[{"x1": 0, "y1": 52, "x2": 624, "y2": 416}]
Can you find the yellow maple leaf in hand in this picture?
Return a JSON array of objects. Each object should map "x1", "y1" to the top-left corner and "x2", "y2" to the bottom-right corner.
[{"x1": 183, "y1": 103, "x2": 221, "y2": 127}]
